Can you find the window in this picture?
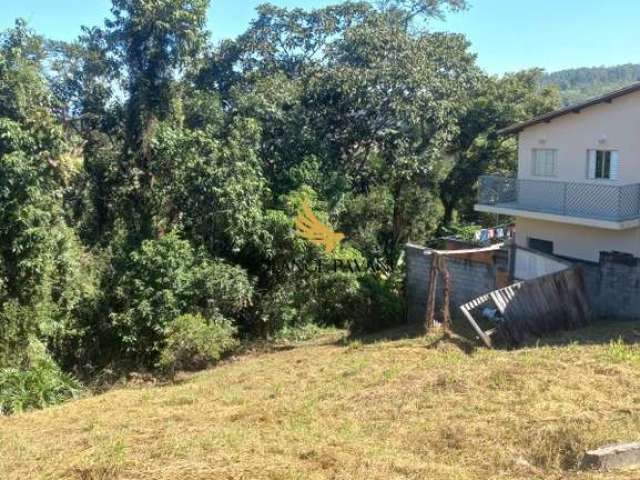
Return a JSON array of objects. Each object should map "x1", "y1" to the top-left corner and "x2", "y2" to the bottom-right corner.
[
  {"x1": 587, "y1": 149, "x2": 619, "y2": 180},
  {"x1": 532, "y1": 149, "x2": 557, "y2": 177},
  {"x1": 528, "y1": 238, "x2": 554, "y2": 255}
]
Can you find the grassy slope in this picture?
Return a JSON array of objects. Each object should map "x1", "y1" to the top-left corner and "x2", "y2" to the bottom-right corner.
[{"x1": 3, "y1": 322, "x2": 640, "y2": 480}]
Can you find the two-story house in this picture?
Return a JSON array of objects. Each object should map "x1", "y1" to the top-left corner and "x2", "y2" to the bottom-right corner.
[{"x1": 475, "y1": 83, "x2": 640, "y2": 263}]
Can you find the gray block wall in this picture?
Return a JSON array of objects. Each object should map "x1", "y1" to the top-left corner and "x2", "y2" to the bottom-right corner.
[
  {"x1": 407, "y1": 243, "x2": 640, "y2": 324},
  {"x1": 405, "y1": 244, "x2": 507, "y2": 324},
  {"x1": 580, "y1": 252, "x2": 640, "y2": 319},
  {"x1": 406, "y1": 245, "x2": 431, "y2": 325}
]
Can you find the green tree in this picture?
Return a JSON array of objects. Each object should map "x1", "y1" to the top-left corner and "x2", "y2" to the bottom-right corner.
[
  {"x1": 308, "y1": 13, "x2": 480, "y2": 262},
  {"x1": 47, "y1": 27, "x2": 124, "y2": 244},
  {"x1": 377, "y1": 0, "x2": 468, "y2": 27},
  {"x1": 0, "y1": 20, "x2": 96, "y2": 368},
  {"x1": 438, "y1": 69, "x2": 561, "y2": 228},
  {"x1": 104, "y1": 0, "x2": 210, "y2": 239},
  {"x1": 150, "y1": 117, "x2": 269, "y2": 259},
  {"x1": 109, "y1": 231, "x2": 252, "y2": 364},
  {"x1": 108, "y1": 0, "x2": 209, "y2": 149}
]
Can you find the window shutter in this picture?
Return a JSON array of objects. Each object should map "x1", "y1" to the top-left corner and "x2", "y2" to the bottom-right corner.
[
  {"x1": 532, "y1": 149, "x2": 557, "y2": 177},
  {"x1": 546, "y1": 150, "x2": 556, "y2": 176},
  {"x1": 610, "y1": 151, "x2": 619, "y2": 180},
  {"x1": 532, "y1": 150, "x2": 541, "y2": 176},
  {"x1": 587, "y1": 150, "x2": 597, "y2": 179}
]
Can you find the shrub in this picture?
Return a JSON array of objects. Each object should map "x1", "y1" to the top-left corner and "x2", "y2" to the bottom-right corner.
[
  {"x1": 259, "y1": 272, "x2": 404, "y2": 337},
  {"x1": 346, "y1": 275, "x2": 405, "y2": 335},
  {"x1": 258, "y1": 283, "x2": 304, "y2": 336},
  {"x1": 189, "y1": 259, "x2": 254, "y2": 319},
  {"x1": 109, "y1": 231, "x2": 252, "y2": 364},
  {"x1": 255, "y1": 227, "x2": 404, "y2": 337},
  {"x1": 310, "y1": 271, "x2": 361, "y2": 327},
  {"x1": 158, "y1": 313, "x2": 239, "y2": 375},
  {"x1": 0, "y1": 340, "x2": 81, "y2": 415},
  {"x1": 256, "y1": 265, "x2": 362, "y2": 335},
  {"x1": 0, "y1": 151, "x2": 99, "y2": 371}
]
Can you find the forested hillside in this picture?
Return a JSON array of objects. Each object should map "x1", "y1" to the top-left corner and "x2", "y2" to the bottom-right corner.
[
  {"x1": 542, "y1": 63, "x2": 640, "y2": 105},
  {"x1": 0, "y1": 0, "x2": 561, "y2": 415}
]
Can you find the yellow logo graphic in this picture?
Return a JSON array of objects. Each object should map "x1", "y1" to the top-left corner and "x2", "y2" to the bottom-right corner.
[{"x1": 295, "y1": 200, "x2": 345, "y2": 253}]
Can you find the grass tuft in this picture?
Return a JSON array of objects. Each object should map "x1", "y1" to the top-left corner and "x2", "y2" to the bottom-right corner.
[
  {"x1": 3, "y1": 320, "x2": 640, "y2": 479},
  {"x1": 526, "y1": 423, "x2": 592, "y2": 471}
]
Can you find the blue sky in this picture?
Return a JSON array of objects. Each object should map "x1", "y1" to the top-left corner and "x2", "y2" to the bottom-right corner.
[{"x1": 1, "y1": 0, "x2": 639, "y2": 75}]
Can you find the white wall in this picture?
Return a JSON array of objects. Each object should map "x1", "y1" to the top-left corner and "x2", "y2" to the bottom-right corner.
[
  {"x1": 514, "y1": 247, "x2": 571, "y2": 280},
  {"x1": 518, "y1": 89, "x2": 640, "y2": 185},
  {"x1": 515, "y1": 217, "x2": 640, "y2": 262}
]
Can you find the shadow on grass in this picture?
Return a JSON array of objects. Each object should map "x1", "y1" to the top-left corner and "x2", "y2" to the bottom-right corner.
[
  {"x1": 339, "y1": 316, "x2": 640, "y2": 354},
  {"x1": 341, "y1": 322, "x2": 425, "y2": 344},
  {"x1": 520, "y1": 318, "x2": 640, "y2": 348},
  {"x1": 423, "y1": 330, "x2": 478, "y2": 354},
  {"x1": 339, "y1": 317, "x2": 480, "y2": 354}
]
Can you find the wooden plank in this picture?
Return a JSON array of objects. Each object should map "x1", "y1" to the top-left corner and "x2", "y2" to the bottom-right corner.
[
  {"x1": 460, "y1": 306, "x2": 492, "y2": 348},
  {"x1": 461, "y1": 266, "x2": 592, "y2": 348},
  {"x1": 424, "y1": 253, "x2": 439, "y2": 331},
  {"x1": 461, "y1": 294, "x2": 491, "y2": 311},
  {"x1": 424, "y1": 244, "x2": 504, "y2": 256},
  {"x1": 490, "y1": 291, "x2": 508, "y2": 314},
  {"x1": 441, "y1": 257, "x2": 452, "y2": 331}
]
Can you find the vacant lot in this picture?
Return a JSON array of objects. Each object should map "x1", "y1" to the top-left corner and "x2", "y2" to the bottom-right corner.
[{"x1": 3, "y1": 321, "x2": 640, "y2": 479}]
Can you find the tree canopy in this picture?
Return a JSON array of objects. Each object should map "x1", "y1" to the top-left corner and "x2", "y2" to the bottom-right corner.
[{"x1": 0, "y1": 1, "x2": 559, "y2": 409}]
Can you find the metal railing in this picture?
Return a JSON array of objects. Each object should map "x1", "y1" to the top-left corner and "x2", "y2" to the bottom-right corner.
[{"x1": 478, "y1": 175, "x2": 640, "y2": 222}]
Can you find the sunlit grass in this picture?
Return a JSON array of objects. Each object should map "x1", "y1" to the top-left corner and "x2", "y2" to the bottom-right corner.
[{"x1": 3, "y1": 320, "x2": 640, "y2": 479}]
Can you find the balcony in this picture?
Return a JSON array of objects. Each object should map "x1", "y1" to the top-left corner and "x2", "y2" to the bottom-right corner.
[{"x1": 475, "y1": 176, "x2": 640, "y2": 230}]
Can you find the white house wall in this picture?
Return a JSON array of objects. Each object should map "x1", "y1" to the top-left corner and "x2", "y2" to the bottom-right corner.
[
  {"x1": 515, "y1": 217, "x2": 640, "y2": 262},
  {"x1": 518, "y1": 89, "x2": 640, "y2": 185},
  {"x1": 514, "y1": 247, "x2": 571, "y2": 280}
]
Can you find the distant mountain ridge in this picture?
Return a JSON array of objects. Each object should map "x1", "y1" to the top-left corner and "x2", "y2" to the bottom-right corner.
[{"x1": 542, "y1": 63, "x2": 640, "y2": 105}]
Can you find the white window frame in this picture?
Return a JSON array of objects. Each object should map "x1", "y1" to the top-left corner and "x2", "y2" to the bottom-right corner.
[
  {"x1": 531, "y1": 149, "x2": 557, "y2": 177},
  {"x1": 587, "y1": 149, "x2": 619, "y2": 181}
]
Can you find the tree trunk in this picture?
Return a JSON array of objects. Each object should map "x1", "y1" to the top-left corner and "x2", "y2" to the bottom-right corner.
[{"x1": 440, "y1": 198, "x2": 456, "y2": 233}]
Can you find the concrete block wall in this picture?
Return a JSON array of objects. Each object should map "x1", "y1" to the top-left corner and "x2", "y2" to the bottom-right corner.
[
  {"x1": 407, "y1": 242, "x2": 640, "y2": 324},
  {"x1": 406, "y1": 244, "x2": 431, "y2": 325},
  {"x1": 580, "y1": 252, "x2": 640, "y2": 319},
  {"x1": 405, "y1": 244, "x2": 508, "y2": 324}
]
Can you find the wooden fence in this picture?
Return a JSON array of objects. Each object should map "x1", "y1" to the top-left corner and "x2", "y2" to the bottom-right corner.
[{"x1": 461, "y1": 266, "x2": 592, "y2": 347}]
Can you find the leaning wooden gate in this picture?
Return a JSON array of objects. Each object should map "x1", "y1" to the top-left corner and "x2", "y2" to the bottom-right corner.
[{"x1": 460, "y1": 266, "x2": 592, "y2": 347}]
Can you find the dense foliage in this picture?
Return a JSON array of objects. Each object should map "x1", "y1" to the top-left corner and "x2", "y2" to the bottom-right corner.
[
  {"x1": 158, "y1": 313, "x2": 239, "y2": 376},
  {"x1": 0, "y1": 0, "x2": 560, "y2": 413},
  {"x1": 0, "y1": 340, "x2": 81, "y2": 415}
]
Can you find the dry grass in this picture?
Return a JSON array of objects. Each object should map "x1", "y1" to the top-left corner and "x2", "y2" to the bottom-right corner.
[{"x1": 3, "y1": 321, "x2": 640, "y2": 479}]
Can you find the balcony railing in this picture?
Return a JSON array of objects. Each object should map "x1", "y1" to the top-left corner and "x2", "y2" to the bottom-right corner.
[{"x1": 477, "y1": 175, "x2": 640, "y2": 222}]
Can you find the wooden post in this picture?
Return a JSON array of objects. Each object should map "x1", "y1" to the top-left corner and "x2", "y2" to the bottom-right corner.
[
  {"x1": 440, "y1": 256, "x2": 451, "y2": 332},
  {"x1": 424, "y1": 252, "x2": 439, "y2": 332}
]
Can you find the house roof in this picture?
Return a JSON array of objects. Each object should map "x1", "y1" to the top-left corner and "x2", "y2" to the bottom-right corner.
[{"x1": 499, "y1": 82, "x2": 640, "y2": 135}]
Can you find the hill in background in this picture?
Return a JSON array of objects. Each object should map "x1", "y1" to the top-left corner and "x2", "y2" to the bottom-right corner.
[{"x1": 542, "y1": 63, "x2": 640, "y2": 105}]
